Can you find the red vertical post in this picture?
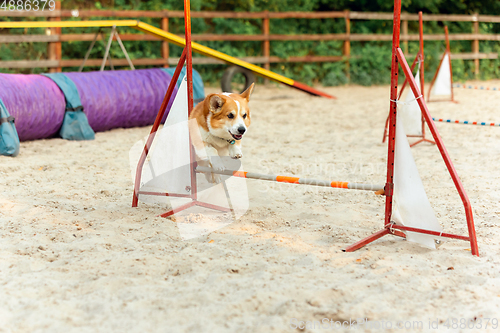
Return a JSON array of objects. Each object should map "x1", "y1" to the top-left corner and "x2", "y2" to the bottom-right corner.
[
  {"x1": 419, "y1": 12, "x2": 424, "y2": 100},
  {"x1": 418, "y1": 12, "x2": 427, "y2": 141},
  {"x1": 132, "y1": 49, "x2": 188, "y2": 207},
  {"x1": 384, "y1": 0, "x2": 402, "y2": 228},
  {"x1": 184, "y1": 0, "x2": 197, "y2": 201},
  {"x1": 184, "y1": 1, "x2": 193, "y2": 115},
  {"x1": 405, "y1": 11, "x2": 434, "y2": 147}
]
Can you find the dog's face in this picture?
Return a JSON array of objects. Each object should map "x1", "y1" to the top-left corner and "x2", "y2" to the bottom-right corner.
[{"x1": 205, "y1": 83, "x2": 254, "y2": 142}]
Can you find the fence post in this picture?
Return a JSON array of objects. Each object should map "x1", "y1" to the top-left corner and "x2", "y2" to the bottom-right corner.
[
  {"x1": 402, "y1": 16, "x2": 408, "y2": 54},
  {"x1": 262, "y1": 10, "x2": 270, "y2": 84},
  {"x1": 161, "y1": 14, "x2": 170, "y2": 68},
  {"x1": 472, "y1": 14, "x2": 479, "y2": 78},
  {"x1": 48, "y1": 0, "x2": 62, "y2": 73},
  {"x1": 344, "y1": 10, "x2": 350, "y2": 81}
]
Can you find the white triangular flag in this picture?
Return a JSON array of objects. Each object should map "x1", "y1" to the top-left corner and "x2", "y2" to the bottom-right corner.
[
  {"x1": 129, "y1": 76, "x2": 192, "y2": 205},
  {"x1": 393, "y1": 111, "x2": 443, "y2": 249},
  {"x1": 430, "y1": 53, "x2": 452, "y2": 97},
  {"x1": 400, "y1": 69, "x2": 423, "y2": 136}
]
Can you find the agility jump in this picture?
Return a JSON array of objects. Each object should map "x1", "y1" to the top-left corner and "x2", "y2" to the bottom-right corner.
[
  {"x1": 427, "y1": 26, "x2": 455, "y2": 103},
  {"x1": 131, "y1": 0, "x2": 479, "y2": 256},
  {"x1": 365, "y1": 0, "x2": 477, "y2": 255}
]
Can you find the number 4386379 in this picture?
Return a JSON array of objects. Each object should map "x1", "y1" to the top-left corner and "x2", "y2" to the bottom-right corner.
[{"x1": 1, "y1": 0, "x2": 56, "y2": 11}]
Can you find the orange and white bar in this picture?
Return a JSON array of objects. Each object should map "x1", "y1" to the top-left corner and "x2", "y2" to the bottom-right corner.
[{"x1": 195, "y1": 166, "x2": 384, "y2": 192}]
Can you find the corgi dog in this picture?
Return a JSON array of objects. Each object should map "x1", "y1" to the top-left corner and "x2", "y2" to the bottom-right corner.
[{"x1": 189, "y1": 83, "x2": 254, "y2": 182}]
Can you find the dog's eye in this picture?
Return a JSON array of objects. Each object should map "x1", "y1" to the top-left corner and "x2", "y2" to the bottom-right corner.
[
  {"x1": 243, "y1": 114, "x2": 247, "y2": 119},
  {"x1": 228, "y1": 113, "x2": 234, "y2": 119}
]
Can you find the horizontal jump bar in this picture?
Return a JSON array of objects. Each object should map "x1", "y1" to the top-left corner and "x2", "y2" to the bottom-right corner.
[
  {"x1": 432, "y1": 118, "x2": 500, "y2": 127},
  {"x1": 195, "y1": 166, "x2": 384, "y2": 192},
  {"x1": 453, "y1": 83, "x2": 500, "y2": 91}
]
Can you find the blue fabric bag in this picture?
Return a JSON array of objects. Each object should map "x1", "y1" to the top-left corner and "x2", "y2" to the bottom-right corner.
[
  {"x1": 0, "y1": 99, "x2": 20, "y2": 157},
  {"x1": 42, "y1": 73, "x2": 95, "y2": 140},
  {"x1": 161, "y1": 67, "x2": 205, "y2": 105}
]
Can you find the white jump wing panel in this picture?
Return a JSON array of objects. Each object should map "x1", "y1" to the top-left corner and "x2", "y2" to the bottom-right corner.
[
  {"x1": 430, "y1": 53, "x2": 452, "y2": 97},
  {"x1": 129, "y1": 76, "x2": 192, "y2": 205},
  {"x1": 400, "y1": 69, "x2": 423, "y2": 136},
  {"x1": 393, "y1": 111, "x2": 443, "y2": 249}
]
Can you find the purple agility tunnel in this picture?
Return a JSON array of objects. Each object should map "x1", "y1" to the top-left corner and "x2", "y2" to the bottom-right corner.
[
  {"x1": 0, "y1": 74, "x2": 66, "y2": 141},
  {"x1": 0, "y1": 69, "x2": 178, "y2": 141},
  {"x1": 65, "y1": 69, "x2": 177, "y2": 133}
]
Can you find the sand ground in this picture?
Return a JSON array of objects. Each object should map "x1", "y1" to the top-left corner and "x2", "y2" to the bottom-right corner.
[{"x1": 1, "y1": 81, "x2": 499, "y2": 332}]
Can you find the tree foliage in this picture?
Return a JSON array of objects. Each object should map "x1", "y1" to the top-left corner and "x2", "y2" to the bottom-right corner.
[{"x1": 1, "y1": 0, "x2": 499, "y2": 85}]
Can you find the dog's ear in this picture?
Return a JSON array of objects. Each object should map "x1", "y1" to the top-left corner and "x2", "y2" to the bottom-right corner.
[
  {"x1": 206, "y1": 94, "x2": 225, "y2": 114},
  {"x1": 240, "y1": 83, "x2": 255, "y2": 101}
]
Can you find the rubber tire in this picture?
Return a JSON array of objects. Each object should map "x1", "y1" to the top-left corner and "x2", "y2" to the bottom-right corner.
[{"x1": 221, "y1": 66, "x2": 256, "y2": 94}]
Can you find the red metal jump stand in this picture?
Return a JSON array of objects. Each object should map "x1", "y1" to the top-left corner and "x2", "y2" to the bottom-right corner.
[
  {"x1": 346, "y1": 1, "x2": 479, "y2": 256},
  {"x1": 427, "y1": 26, "x2": 457, "y2": 103},
  {"x1": 382, "y1": 11, "x2": 434, "y2": 147},
  {"x1": 132, "y1": 0, "x2": 231, "y2": 218}
]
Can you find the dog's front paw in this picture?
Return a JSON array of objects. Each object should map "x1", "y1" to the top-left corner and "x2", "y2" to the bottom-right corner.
[
  {"x1": 229, "y1": 146, "x2": 243, "y2": 159},
  {"x1": 231, "y1": 152, "x2": 242, "y2": 159}
]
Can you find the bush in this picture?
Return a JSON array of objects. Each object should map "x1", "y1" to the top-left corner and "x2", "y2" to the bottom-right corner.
[{"x1": 1, "y1": 0, "x2": 499, "y2": 85}]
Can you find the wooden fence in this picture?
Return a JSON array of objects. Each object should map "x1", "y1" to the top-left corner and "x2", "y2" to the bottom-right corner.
[{"x1": 1, "y1": 3, "x2": 499, "y2": 76}]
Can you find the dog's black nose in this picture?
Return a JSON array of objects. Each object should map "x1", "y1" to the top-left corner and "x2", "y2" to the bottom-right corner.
[{"x1": 237, "y1": 126, "x2": 246, "y2": 134}]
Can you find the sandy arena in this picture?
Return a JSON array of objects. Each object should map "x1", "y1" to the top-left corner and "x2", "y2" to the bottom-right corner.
[{"x1": 1, "y1": 81, "x2": 499, "y2": 332}]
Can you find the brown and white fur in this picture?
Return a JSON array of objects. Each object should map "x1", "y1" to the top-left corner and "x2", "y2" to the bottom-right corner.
[{"x1": 189, "y1": 83, "x2": 254, "y2": 182}]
